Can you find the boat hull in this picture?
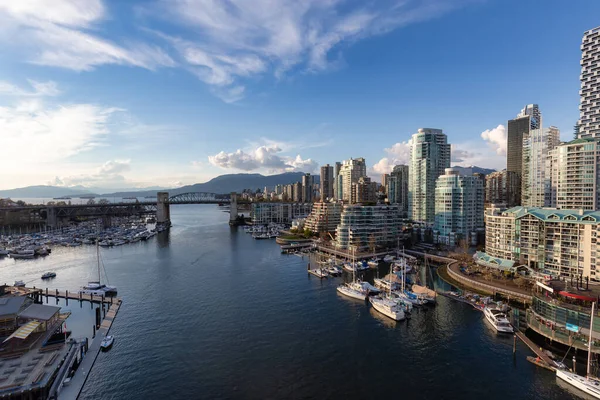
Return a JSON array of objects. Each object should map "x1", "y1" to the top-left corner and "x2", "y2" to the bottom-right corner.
[
  {"x1": 370, "y1": 298, "x2": 405, "y2": 321},
  {"x1": 556, "y1": 370, "x2": 600, "y2": 399},
  {"x1": 337, "y1": 286, "x2": 367, "y2": 301}
]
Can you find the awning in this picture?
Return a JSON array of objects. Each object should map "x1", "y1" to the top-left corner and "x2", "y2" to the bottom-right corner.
[
  {"x1": 3, "y1": 320, "x2": 41, "y2": 343},
  {"x1": 558, "y1": 291, "x2": 596, "y2": 302}
]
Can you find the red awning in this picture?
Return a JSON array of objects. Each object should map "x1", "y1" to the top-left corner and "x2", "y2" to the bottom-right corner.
[{"x1": 558, "y1": 291, "x2": 596, "y2": 302}]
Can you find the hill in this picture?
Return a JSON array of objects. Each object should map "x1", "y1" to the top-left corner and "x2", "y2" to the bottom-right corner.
[{"x1": 0, "y1": 185, "x2": 95, "y2": 199}]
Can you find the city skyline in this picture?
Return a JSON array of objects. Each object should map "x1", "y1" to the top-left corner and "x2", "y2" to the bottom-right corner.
[{"x1": 1, "y1": 1, "x2": 599, "y2": 190}]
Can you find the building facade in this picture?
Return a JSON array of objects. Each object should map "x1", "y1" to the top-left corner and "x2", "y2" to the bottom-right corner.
[
  {"x1": 335, "y1": 205, "x2": 402, "y2": 250},
  {"x1": 433, "y1": 168, "x2": 484, "y2": 245},
  {"x1": 320, "y1": 165, "x2": 334, "y2": 201},
  {"x1": 521, "y1": 126, "x2": 560, "y2": 207},
  {"x1": 251, "y1": 203, "x2": 313, "y2": 225},
  {"x1": 579, "y1": 26, "x2": 600, "y2": 138},
  {"x1": 351, "y1": 176, "x2": 377, "y2": 204},
  {"x1": 293, "y1": 182, "x2": 302, "y2": 203},
  {"x1": 338, "y1": 157, "x2": 367, "y2": 203},
  {"x1": 484, "y1": 206, "x2": 600, "y2": 279},
  {"x1": 301, "y1": 173, "x2": 313, "y2": 203},
  {"x1": 408, "y1": 128, "x2": 451, "y2": 223},
  {"x1": 304, "y1": 202, "x2": 342, "y2": 233},
  {"x1": 485, "y1": 170, "x2": 520, "y2": 207},
  {"x1": 550, "y1": 138, "x2": 600, "y2": 210},
  {"x1": 387, "y1": 164, "x2": 409, "y2": 216},
  {"x1": 333, "y1": 162, "x2": 342, "y2": 200}
]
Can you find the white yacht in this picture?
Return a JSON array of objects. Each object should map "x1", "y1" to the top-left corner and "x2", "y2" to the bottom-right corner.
[
  {"x1": 79, "y1": 241, "x2": 118, "y2": 297},
  {"x1": 337, "y1": 284, "x2": 367, "y2": 301},
  {"x1": 556, "y1": 302, "x2": 600, "y2": 399},
  {"x1": 483, "y1": 307, "x2": 513, "y2": 333},
  {"x1": 369, "y1": 296, "x2": 405, "y2": 321},
  {"x1": 100, "y1": 335, "x2": 114, "y2": 350}
]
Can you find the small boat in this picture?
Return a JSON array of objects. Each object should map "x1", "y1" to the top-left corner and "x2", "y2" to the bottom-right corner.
[
  {"x1": 369, "y1": 296, "x2": 406, "y2": 321},
  {"x1": 308, "y1": 268, "x2": 329, "y2": 279},
  {"x1": 14, "y1": 280, "x2": 26, "y2": 287},
  {"x1": 0, "y1": 249, "x2": 8, "y2": 256},
  {"x1": 100, "y1": 335, "x2": 114, "y2": 350},
  {"x1": 9, "y1": 253, "x2": 34, "y2": 259},
  {"x1": 41, "y1": 272, "x2": 57, "y2": 279},
  {"x1": 483, "y1": 307, "x2": 513, "y2": 333},
  {"x1": 326, "y1": 265, "x2": 343, "y2": 276},
  {"x1": 367, "y1": 259, "x2": 379, "y2": 268},
  {"x1": 337, "y1": 284, "x2": 367, "y2": 301}
]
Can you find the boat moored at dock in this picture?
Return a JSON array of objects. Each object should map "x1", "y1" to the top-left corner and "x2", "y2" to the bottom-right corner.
[{"x1": 483, "y1": 307, "x2": 513, "y2": 333}]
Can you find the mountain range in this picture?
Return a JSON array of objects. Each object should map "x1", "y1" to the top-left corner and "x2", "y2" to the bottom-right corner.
[{"x1": 0, "y1": 167, "x2": 495, "y2": 199}]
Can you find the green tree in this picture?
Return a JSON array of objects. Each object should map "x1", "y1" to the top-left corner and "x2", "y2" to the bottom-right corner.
[
  {"x1": 98, "y1": 199, "x2": 110, "y2": 205},
  {"x1": 87, "y1": 199, "x2": 96, "y2": 205}
]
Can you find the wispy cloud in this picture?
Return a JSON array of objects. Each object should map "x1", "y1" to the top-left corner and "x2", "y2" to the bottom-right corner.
[
  {"x1": 0, "y1": 0, "x2": 175, "y2": 71},
  {"x1": 0, "y1": 79, "x2": 60, "y2": 97}
]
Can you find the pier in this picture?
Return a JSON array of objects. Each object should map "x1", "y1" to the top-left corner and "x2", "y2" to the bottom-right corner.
[{"x1": 515, "y1": 330, "x2": 555, "y2": 368}]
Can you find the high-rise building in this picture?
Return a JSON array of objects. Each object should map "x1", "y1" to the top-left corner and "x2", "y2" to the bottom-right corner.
[
  {"x1": 338, "y1": 158, "x2": 367, "y2": 203},
  {"x1": 484, "y1": 206, "x2": 600, "y2": 279},
  {"x1": 387, "y1": 164, "x2": 409, "y2": 216},
  {"x1": 293, "y1": 182, "x2": 302, "y2": 202},
  {"x1": 521, "y1": 126, "x2": 560, "y2": 207},
  {"x1": 333, "y1": 162, "x2": 342, "y2": 200},
  {"x1": 507, "y1": 104, "x2": 541, "y2": 204},
  {"x1": 408, "y1": 128, "x2": 451, "y2": 223},
  {"x1": 320, "y1": 164, "x2": 334, "y2": 201},
  {"x1": 485, "y1": 170, "x2": 520, "y2": 207},
  {"x1": 381, "y1": 174, "x2": 389, "y2": 191},
  {"x1": 550, "y1": 137, "x2": 600, "y2": 210},
  {"x1": 433, "y1": 168, "x2": 484, "y2": 245},
  {"x1": 335, "y1": 205, "x2": 402, "y2": 250},
  {"x1": 301, "y1": 174, "x2": 313, "y2": 203},
  {"x1": 304, "y1": 202, "x2": 343, "y2": 233},
  {"x1": 351, "y1": 176, "x2": 377, "y2": 204},
  {"x1": 579, "y1": 26, "x2": 600, "y2": 138}
]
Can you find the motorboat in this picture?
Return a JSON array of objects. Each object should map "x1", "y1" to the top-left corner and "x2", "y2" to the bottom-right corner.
[
  {"x1": 383, "y1": 254, "x2": 395, "y2": 263},
  {"x1": 483, "y1": 307, "x2": 513, "y2": 333},
  {"x1": 384, "y1": 292, "x2": 413, "y2": 313},
  {"x1": 337, "y1": 284, "x2": 367, "y2": 301},
  {"x1": 0, "y1": 249, "x2": 8, "y2": 256},
  {"x1": 100, "y1": 335, "x2": 114, "y2": 350},
  {"x1": 369, "y1": 296, "x2": 405, "y2": 321},
  {"x1": 80, "y1": 282, "x2": 118, "y2": 296},
  {"x1": 9, "y1": 253, "x2": 34, "y2": 259},
  {"x1": 14, "y1": 280, "x2": 26, "y2": 287},
  {"x1": 326, "y1": 266, "x2": 343, "y2": 276},
  {"x1": 41, "y1": 272, "x2": 57, "y2": 279},
  {"x1": 308, "y1": 268, "x2": 329, "y2": 279}
]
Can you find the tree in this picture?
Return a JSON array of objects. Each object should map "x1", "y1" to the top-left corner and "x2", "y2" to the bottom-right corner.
[
  {"x1": 87, "y1": 199, "x2": 96, "y2": 205},
  {"x1": 16, "y1": 200, "x2": 26, "y2": 206},
  {"x1": 98, "y1": 199, "x2": 110, "y2": 205}
]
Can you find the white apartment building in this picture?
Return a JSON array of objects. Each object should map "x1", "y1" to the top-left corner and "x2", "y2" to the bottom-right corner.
[
  {"x1": 484, "y1": 206, "x2": 600, "y2": 279},
  {"x1": 521, "y1": 126, "x2": 559, "y2": 207},
  {"x1": 433, "y1": 168, "x2": 484, "y2": 245},
  {"x1": 337, "y1": 158, "x2": 367, "y2": 203},
  {"x1": 550, "y1": 137, "x2": 600, "y2": 210},
  {"x1": 579, "y1": 26, "x2": 600, "y2": 138},
  {"x1": 408, "y1": 128, "x2": 451, "y2": 223},
  {"x1": 251, "y1": 203, "x2": 313, "y2": 225},
  {"x1": 335, "y1": 205, "x2": 402, "y2": 250}
]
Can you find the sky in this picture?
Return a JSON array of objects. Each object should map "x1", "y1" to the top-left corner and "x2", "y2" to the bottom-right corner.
[{"x1": 0, "y1": 0, "x2": 599, "y2": 190}]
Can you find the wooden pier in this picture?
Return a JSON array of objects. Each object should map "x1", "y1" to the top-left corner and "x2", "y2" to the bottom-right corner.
[
  {"x1": 515, "y1": 330, "x2": 555, "y2": 367},
  {"x1": 10, "y1": 286, "x2": 120, "y2": 305}
]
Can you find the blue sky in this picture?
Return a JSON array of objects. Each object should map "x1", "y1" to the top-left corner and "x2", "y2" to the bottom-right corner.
[{"x1": 0, "y1": 0, "x2": 598, "y2": 190}]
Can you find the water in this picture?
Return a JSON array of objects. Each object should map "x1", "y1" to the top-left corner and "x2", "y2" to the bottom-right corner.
[{"x1": 0, "y1": 205, "x2": 577, "y2": 399}]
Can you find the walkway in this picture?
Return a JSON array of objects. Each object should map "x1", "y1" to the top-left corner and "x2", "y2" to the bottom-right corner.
[{"x1": 515, "y1": 330, "x2": 554, "y2": 366}]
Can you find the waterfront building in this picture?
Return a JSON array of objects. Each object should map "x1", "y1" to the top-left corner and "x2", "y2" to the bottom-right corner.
[
  {"x1": 550, "y1": 137, "x2": 600, "y2": 210},
  {"x1": 433, "y1": 168, "x2": 484, "y2": 245},
  {"x1": 251, "y1": 202, "x2": 313, "y2": 225},
  {"x1": 387, "y1": 164, "x2": 409, "y2": 216},
  {"x1": 485, "y1": 170, "x2": 520, "y2": 207},
  {"x1": 579, "y1": 26, "x2": 600, "y2": 138},
  {"x1": 521, "y1": 126, "x2": 560, "y2": 207},
  {"x1": 338, "y1": 158, "x2": 367, "y2": 203},
  {"x1": 320, "y1": 164, "x2": 334, "y2": 201},
  {"x1": 484, "y1": 206, "x2": 600, "y2": 279},
  {"x1": 335, "y1": 205, "x2": 402, "y2": 250},
  {"x1": 304, "y1": 202, "x2": 343, "y2": 233},
  {"x1": 301, "y1": 173, "x2": 313, "y2": 203},
  {"x1": 507, "y1": 104, "x2": 541, "y2": 205},
  {"x1": 408, "y1": 128, "x2": 451, "y2": 223}
]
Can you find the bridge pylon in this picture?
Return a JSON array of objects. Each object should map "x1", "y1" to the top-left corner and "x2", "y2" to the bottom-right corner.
[
  {"x1": 229, "y1": 192, "x2": 239, "y2": 225},
  {"x1": 156, "y1": 192, "x2": 171, "y2": 227}
]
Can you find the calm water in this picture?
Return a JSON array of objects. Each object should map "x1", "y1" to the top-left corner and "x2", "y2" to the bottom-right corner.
[{"x1": 0, "y1": 205, "x2": 576, "y2": 399}]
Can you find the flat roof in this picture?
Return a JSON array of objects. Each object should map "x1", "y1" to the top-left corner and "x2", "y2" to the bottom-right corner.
[
  {"x1": 18, "y1": 304, "x2": 60, "y2": 321},
  {"x1": 0, "y1": 296, "x2": 28, "y2": 317}
]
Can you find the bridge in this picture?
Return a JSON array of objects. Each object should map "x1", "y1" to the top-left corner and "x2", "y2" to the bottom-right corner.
[{"x1": 0, "y1": 192, "x2": 247, "y2": 230}]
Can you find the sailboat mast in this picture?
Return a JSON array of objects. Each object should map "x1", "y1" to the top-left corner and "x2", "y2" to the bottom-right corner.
[
  {"x1": 96, "y1": 239, "x2": 101, "y2": 282},
  {"x1": 588, "y1": 301, "x2": 595, "y2": 377}
]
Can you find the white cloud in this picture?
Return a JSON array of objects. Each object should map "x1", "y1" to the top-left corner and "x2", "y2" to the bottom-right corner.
[
  {"x1": 451, "y1": 145, "x2": 477, "y2": 163},
  {"x1": 481, "y1": 124, "x2": 507, "y2": 156},
  {"x1": 371, "y1": 140, "x2": 412, "y2": 174},
  {"x1": 0, "y1": 0, "x2": 175, "y2": 71},
  {"x1": 0, "y1": 79, "x2": 60, "y2": 97},
  {"x1": 148, "y1": 0, "x2": 468, "y2": 101},
  {"x1": 50, "y1": 160, "x2": 131, "y2": 188},
  {"x1": 208, "y1": 145, "x2": 317, "y2": 173}
]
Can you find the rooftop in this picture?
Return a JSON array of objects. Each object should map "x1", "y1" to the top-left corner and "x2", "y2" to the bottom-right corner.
[
  {"x1": 18, "y1": 304, "x2": 61, "y2": 322},
  {"x1": 0, "y1": 297, "x2": 29, "y2": 317},
  {"x1": 502, "y1": 206, "x2": 600, "y2": 223}
]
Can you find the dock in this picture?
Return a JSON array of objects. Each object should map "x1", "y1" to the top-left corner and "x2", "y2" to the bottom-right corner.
[
  {"x1": 56, "y1": 299, "x2": 122, "y2": 399},
  {"x1": 9, "y1": 286, "x2": 119, "y2": 305},
  {"x1": 515, "y1": 330, "x2": 555, "y2": 367}
]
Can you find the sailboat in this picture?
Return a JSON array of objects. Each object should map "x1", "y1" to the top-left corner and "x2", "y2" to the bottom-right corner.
[
  {"x1": 337, "y1": 247, "x2": 368, "y2": 301},
  {"x1": 79, "y1": 240, "x2": 118, "y2": 296},
  {"x1": 556, "y1": 302, "x2": 600, "y2": 398},
  {"x1": 370, "y1": 263, "x2": 405, "y2": 321}
]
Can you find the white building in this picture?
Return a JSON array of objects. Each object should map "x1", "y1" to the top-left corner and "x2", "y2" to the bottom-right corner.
[
  {"x1": 550, "y1": 137, "x2": 600, "y2": 210},
  {"x1": 433, "y1": 168, "x2": 484, "y2": 245},
  {"x1": 387, "y1": 164, "x2": 409, "y2": 216},
  {"x1": 409, "y1": 128, "x2": 451, "y2": 223},
  {"x1": 337, "y1": 158, "x2": 367, "y2": 203},
  {"x1": 579, "y1": 26, "x2": 600, "y2": 138},
  {"x1": 484, "y1": 206, "x2": 600, "y2": 279},
  {"x1": 335, "y1": 205, "x2": 402, "y2": 250},
  {"x1": 251, "y1": 203, "x2": 313, "y2": 225},
  {"x1": 521, "y1": 126, "x2": 559, "y2": 207}
]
